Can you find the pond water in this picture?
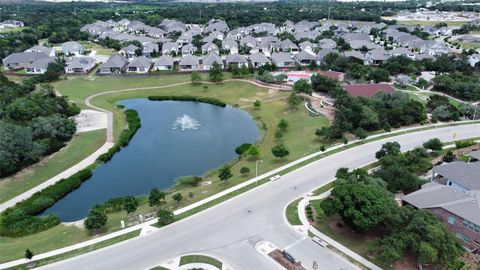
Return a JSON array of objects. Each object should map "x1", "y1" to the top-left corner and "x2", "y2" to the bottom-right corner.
[{"x1": 42, "y1": 99, "x2": 260, "y2": 221}]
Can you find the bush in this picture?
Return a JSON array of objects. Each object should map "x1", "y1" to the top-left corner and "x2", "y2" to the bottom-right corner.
[
  {"x1": 0, "y1": 169, "x2": 92, "y2": 237},
  {"x1": 148, "y1": 95, "x2": 226, "y2": 107},
  {"x1": 240, "y1": 167, "x2": 250, "y2": 175},
  {"x1": 455, "y1": 140, "x2": 475, "y2": 149},
  {"x1": 235, "y1": 143, "x2": 252, "y2": 155},
  {"x1": 423, "y1": 138, "x2": 443, "y2": 151},
  {"x1": 353, "y1": 127, "x2": 368, "y2": 139},
  {"x1": 175, "y1": 176, "x2": 203, "y2": 187},
  {"x1": 443, "y1": 151, "x2": 456, "y2": 162}
]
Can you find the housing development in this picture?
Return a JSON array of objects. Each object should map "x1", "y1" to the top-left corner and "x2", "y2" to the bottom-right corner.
[{"x1": 0, "y1": 1, "x2": 480, "y2": 270}]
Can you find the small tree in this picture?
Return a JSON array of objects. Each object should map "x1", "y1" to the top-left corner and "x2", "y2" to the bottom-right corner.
[
  {"x1": 246, "y1": 145, "x2": 260, "y2": 158},
  {"x1": 172, "y1": 193, "x2": 183, "y2": 205},
  {"x1": 443, "y1": 150, "x2": 456, "y2": 162},
  {"x1": 157, "y1": 208, "x2": 174, "y2": 226},
  {"x1": 423, "y1": 138, "x2": 443, "y2": 151},
  {"x1": 123, "y1": 196, "x2": 139, "y2": 215},
  {"x1": 25, "y1": 249, "x2": 34, "y2": 260},
  {"x1": 253, "y1": 100, "x2": 261, "y2": 109},
  {"x1": 293, "y1": 79, "x2": 312, "y2": 95},
  {"x1": 84, "y1": 207, "x2": 108, "y2": 232},
  {"x1": 274, "y1": 130, "x2": 283, "y2": 139},
  {"x1": 271, "y1": 143, "x2": 290, "y2": 159},
  {"x1": 209, "y1": 62, "x2": 223, "y2": 82},
  {"x1": 218, "y1": 165, "x2": 233, "y2": 182},
  {"x1": 287, "y1": 92, "x2": 301, "y2": 110},
  {"x1": 277, "y1": 119, "x2": 289, "y2": 132},
  {"x1": 149, "y1": 188, "x2": 165, "y2": 207},
  {"x1": 191, "y1": 71, "x2": 201, "y2": 85},
  {"x1": 320, "y1": 144, "x2": 326, "y2": 152},
  {"x1": 354, "y1": 127, "x2": 368, "y2": 139},
  {"x1": 240, "y1": 167, "x2": 250, "y2": 175}
]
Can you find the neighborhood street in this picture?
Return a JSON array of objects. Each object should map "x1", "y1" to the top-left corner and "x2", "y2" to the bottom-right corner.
[{"x1": 38, "y1": 124, "x2": 480, "y2": 270}]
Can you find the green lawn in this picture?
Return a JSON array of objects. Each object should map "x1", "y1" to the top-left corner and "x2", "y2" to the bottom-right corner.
[
  {"x1": 0, "y1": 129, "x2": 106, "y2": 204},
  {"x1": 398, "y1": 20, "x2": 468, "y2": 27},
  {"x1": 179, "y1": 255, "x2": 222, "y2": 269},
  {"x1": 80, "y1": 41, "x2": 117, "y2": 56},
  {"x1": 285, "y1": 199, "x2": 302, "y2": 225}
]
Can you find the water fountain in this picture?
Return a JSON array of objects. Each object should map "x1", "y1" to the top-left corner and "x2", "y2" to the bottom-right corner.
[{"x1": 172, "y1": 114, "x2": 201, "y2": 131}]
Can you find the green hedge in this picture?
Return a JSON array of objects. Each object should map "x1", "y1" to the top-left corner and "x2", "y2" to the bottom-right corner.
[
  {"x1": 455, "y1": 139, "x2": 476, "y2": 149},
  {"x1": 97, "y1": 109, "x2": 141, "y2": 162},
  {"x1": 0, "y1": 169, "x2": 92, "y2": 237},
  {"x1": 147, "y1": 95, "x2": 227, "y2": 107}
]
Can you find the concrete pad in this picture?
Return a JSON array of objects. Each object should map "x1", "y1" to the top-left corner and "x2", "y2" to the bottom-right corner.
[{"x1": 73, "y1": 109, "x2": 108, "y2": 132}]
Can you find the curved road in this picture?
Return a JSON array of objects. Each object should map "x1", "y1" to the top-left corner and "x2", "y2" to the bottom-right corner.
[{"x1": 39, "y1": 124, "x2": 480, "y2": 270}]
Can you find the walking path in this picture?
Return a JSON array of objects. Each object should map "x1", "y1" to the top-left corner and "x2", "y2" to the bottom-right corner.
[{"x1": 294, "y1": 191, "x2": 382, "y2": 270}]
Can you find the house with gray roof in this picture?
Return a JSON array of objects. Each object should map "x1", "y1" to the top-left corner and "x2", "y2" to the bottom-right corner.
[
  {"x1": 25, "y1": 45, "x2": 56, "y2": 57},
  {"x1": 418, "y1": 40, "x2": 450, "y2": 56},
  {"x1": 271, "y1": 52, "x2": 295, "y2": 68},
  {"x1": 181, "y1": 43, "x2": 197, "y2": 56},
  {"x1": 126, "y1": 56, "x2": 151, "y2": 73},
  {"x1": 390, "y1": 47, "x2": 416, "y2": 59},
  {"x1": 65, "y1": 57, "x2": 96, "y2": 74},
  {"x1": 1, "y1": 20, "x2": 24, "y2": 28},
  {"x1": 202, "y1": 52, "x2": 223, "y2": 70},
  {"x1": 204, "y1": 20, "x2": 229, "y2": 34},
  {"x1": 278, "y1": 39, "x2": 299, "y2": 52},
  {"x1": 249, "y1": 52, "x2": 271, "y2": 68},
  {"x1": 299, "y1": 41, "x2": 316, "y2": 54},
  {"x1": 403, "y1": 159, "x2": 480, "y2": 253},
  {"x1": 179, "y1": 55, "x2": 199, "y2": 71},
  {"x1": 153, "y1": 55, "x2": 174, "y2": 71},
  {"x1": 201, "y1": 42, "x2": 219, "y2": 55},
  {"x1": 99, "y1": 55, "x2": 128, "y2": 73},
  {"x1": 240, "y1": 36, "x2": 257, "y2": 48},
  {"x1": 2, "y1": 52, "x2": 49, "y2": 70},
  {"x1": 222, "y1": 38, "x2": 239, "y2": 55},
  {"x1": 25, "y1": 57, "x2": 56, "y2": 74},
  {"x1": 364, "y1": 49, "x2": 391, "y2": 65},
  {"x1": 295, "y1": 51, "x2": 316, "y2": 66},
  {"x1": 162, "y1": 42, "x2": 179, "y2": 56},
  {"x1": 142, "y1": 42, "x2": 159, "y2": 57},
  {"x1": 317, "y1": 49, "x2": 339, "y2": 64},
  {"x1": 225, "y1": 54, "x2": 248, "y2": 67},
  {"x1": 61, "y1": 41, "x2": 84, "y2": 56},
  {"x1": 342, "y1": 50, "x2": 365, "y2": 62},
  {"x1": 120, "y1": 44, "x2": 139, "y2": 59},
  {"x1": 318, "y1": 38, "x2": 337, "y2": 50},
  {"x1": 350, "y1": 40, "x2": 381, "y2": 51}
]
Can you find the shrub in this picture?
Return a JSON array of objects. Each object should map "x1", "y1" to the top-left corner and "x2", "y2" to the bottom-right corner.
[
  {"x1": 235, "y1": 143, "x2": 252, "y2": 155},
  {"x1": 353, "y1": 127, "x2": 368, "y2": 139},
  {"x1": 240, "y1": 167, "x2": 250, "y2": 175},
  {"x1": 423, "y1": 138, "x2": 443, "y2": 151},
  {"x1": 443, "y1": 150, "x2": 456, "y2": 162},
  {"x1": 148, "y1": 95, "x2": 226, "y2": 107},
  {"x1": 175, "y1": 176, "x2": 203, "y2": 187},
  {"x1": 455, "y1": 140, "x2": 475, "y2": 149}
]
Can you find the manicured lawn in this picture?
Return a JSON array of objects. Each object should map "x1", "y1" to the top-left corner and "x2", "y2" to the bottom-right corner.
[
  {"x1": 398, "y1": 20, "x2": 468, "y2": 27},
  {"x1": 0, "y1": 129, "x2": 106, "y2": 204},
  {"x1": 285, "y1": 199, "x2": 302, "y2": 225},
  {"x1": 179, "y1": 255, "x2": 222, "y2": 269},
  {"x1": 5, "y1": 229, "x2": 140, "y2": 270},
  {"x1": 80, "y1": 41, "x2": 117, "y2": 56}
]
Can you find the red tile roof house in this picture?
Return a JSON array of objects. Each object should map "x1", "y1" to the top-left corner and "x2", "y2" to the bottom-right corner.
[
  {"x1": 344, "y1": 83, "x2": 395, "y2": 98},
  {"x1": 317, "y1": 70, "x2": 345, "y2": 82}
]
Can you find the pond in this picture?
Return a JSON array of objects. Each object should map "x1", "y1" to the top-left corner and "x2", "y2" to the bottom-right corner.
[{"x1": 42, "y1": 99, "x2": 260, "y2": 221}]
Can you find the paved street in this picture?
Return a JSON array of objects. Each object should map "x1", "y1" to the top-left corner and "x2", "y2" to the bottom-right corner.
[{"x1": 40, "y1": 124, "x2": 480, "y2": 270}]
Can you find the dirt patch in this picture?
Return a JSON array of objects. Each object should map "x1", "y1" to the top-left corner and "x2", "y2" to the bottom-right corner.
[
  {"x1": 328, "y1": 216, "x2": 384, "y2": 243},
  {"x1": 269, "y1": 249, "x2": 306, "y2": 270}
]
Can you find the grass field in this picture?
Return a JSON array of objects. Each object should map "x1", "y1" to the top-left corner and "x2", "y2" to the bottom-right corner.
[
  {"x1": 80, "y1": 41, "x2": 117, "y2": 56},
  {"x1": 398, "y1": 20, "x2": 468, "y2": 27},
  {"x1": 285, "y1": 199, "x2": 302, "y2": 225},
  {"x1": 0, "y1": 129, "x2": 106, "y2": 204},
  {"x1": 179, "y1": 255, "x2": 223, "y2": 269}
]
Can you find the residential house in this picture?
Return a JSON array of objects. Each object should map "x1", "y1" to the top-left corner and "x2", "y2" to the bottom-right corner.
[
  {"x1": 142, "y1": 42, "x2": 159, "y2": 57},
  {"x1": 201, "y1": 42, "x2": 219, "y2": 55},
  {"x1": 162, "y1": 42, "x2": 179, "y2": 56},
  {"x1": 344, "y1": 83, "x2": 395, "y2": 97},
  {"x1": 65, "y1": 57, "x2": 96, "y2": 74},
  {"x1": 99, "y1": 55, "x2": 128, "y2": 73},
  {"x1": 153, "y1": 55, "x2": 175, "y2": 71},
  {"x1": 294, "y1": 51, "x2": 316, "y2": 66},
  {"x1": 390, "y1": 47, "x2": 416, "y2": 59},
  {"x1": 225, "y1": 54, "x2": 248, "y2": 67},
  {"x1": 0, "y1": 20, "x2": 24, "y2": 28},
  {"x1": 61, "y1": 41, "x2": 84, "y2": 56},
  {"x1": 317, "y1": 70, "x2": 345, "y2": 82},
  {"x1": 120, "y1": 44, "x2": 139, "y2": 59},
  {"x1": 222, "y1": 38, "x2": 239, "y2": 55},
  {"x1": 182, "y1": 43, "x2": 197, "y2": 56},
  {"x1": 364, "y1": 49, "x2": 392, "y2": 65},
  {"x1": 25, "y1": 57, "x2": 56, "y2": 74},
  {"x1": 2, "y1": 52, "x2": 49, "y2": 70},
  {"x1": 299, "y1": 41, "x2": 316, "y2": 54},
  {"x1": 350, "y1": 40, "x2": 381, "y2": 51},
  {"x1": 419, "y1": 40, "x2": 450, "y2": 56},
  {"x1": 179, "y1": 55, "x2": 199, "y2": 71},
  {"x1": 204, "y1": 20, "x2": 229, "y2": 34},
  {"x1": 25, "y1": 45, "x2": 56, "y2": 57},
  {"x1": 318, "y1": 38, "x2": 337, "y2": 50},
  {"x1": 278, "y1": 39, "x2": 299, "y2": 53},
  {"x1": 249, "y1": 52, "x2": 271, "y2": 68},
  {"x1": 126, "y1": 56, "x2": 151, "y2": 74},
  {"x1": 317, "y1": 49, "x2": 339, "y2": 64},
  {"x1": 403, "y1": 159, "x2": 480, "y2": 253},
  {"x1": 271, "y1": 52, "x2": 295, "y2": 68},
  {"x1": 202, "y1": 52, "x2": 223, "y2": 70}
]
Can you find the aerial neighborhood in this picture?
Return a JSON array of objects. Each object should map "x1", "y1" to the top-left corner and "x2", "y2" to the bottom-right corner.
[{"x1": 1, "y1": 1, "x2": 480, "y2": 270}]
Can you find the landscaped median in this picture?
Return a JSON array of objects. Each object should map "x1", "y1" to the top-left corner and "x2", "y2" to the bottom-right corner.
[{"x1": 149, "y1": 254, "x2": 229, "y2": 270}]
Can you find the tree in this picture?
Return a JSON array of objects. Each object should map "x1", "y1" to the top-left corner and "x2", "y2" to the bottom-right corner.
[
  {"x1": 218, "y1": 165, "x2": 233, "y2": 181},
  {"x1": 157, "y1": 208, "x2": 174, "y2": 226},
  {"x1": 321, "y1": 180, "x2": 396, "y2": 232},
  {"x1": 25, "y1": 249, "x2": 34, "y2": 260},
  {"x1": 442, "y1": 150, "x2": 456, "y2": 162},
  {"x1": 253, "y1": 100, "x2": 261, "y2": 109},
  {"x1": 310, "y1": 74, "x2": 339, "y2": 93},
  {"x1": 246, "y1": 145, "x2": 260, "y2": 158},
  {"x1": 191, "y1": 71, "x2": 201, "y2": 85},
  {"x1": 84, "y1": 207, "x2": 108, "y2": 232},
  {"x1": 209, "y1": 62, "x2": 223, "y2": 82},
  {"x1": 287, "y1": 92, "x2": 301, "y2": 110},
  {"x1": 277, "y1": 119, "x2": 289, "y2": 132},
  {"x1": 423, "y1": 138, "x2": 443, "y2": 151},
  {"x1": 375, "y1": 142, "x2": 401, "y2": 159},
  {"x1": 240, "y1": 167, "x2": 250, "y2": 175},
  {"x1": 235, "y1": 143, "x2": 252, "y2": 155},
  {"x1": 149, "y1": 188, "x2": 165, "y2": 207},
  {"x1": 172, "y1": 193, "x2": 183, "y2": 205},
  {"x1": 353, "y1": 127, "x2": 368, "y2": 139},
  {"x1": 271, "y1": 143, "x2": 289, "y2": 158},
  {"x1": 292, "y1": 79, "x2": 312, "y2": 95},
  {"x1": 367, "y1": 68, "x2": 390, "y2": 83},
  {"x1": 123, "y1": 196, "x2": 139, "y2": 214}
]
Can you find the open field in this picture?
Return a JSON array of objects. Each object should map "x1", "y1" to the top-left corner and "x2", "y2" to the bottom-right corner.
[
  {"x1": 0, "y1": 129, "x2": 106, "y2": 204},
  {"x1": 179, "y1": 255, "x2": 223, "y2": 269},
  {"x1": 394, "y1": 20, "x2": 468, "y2": 27}
]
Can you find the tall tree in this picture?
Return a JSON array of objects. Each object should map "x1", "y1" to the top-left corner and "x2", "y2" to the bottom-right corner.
[
  {"x1": 209, "y1": 62, "x2": 224, "y2": 82},
  {"x1": 149, "y1": 188, "x2": 166, "y2": 207},
  {"x1": 84, "y1": 207, "x2": 108, "y2": 232},
  {"x1": 218, "y1": 165, "x2": 233, "y2": 182}
]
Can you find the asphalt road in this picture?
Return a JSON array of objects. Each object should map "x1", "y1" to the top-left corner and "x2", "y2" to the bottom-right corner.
[{"x1": 40, "y1": 124, "x2": 480, "y2": 270}]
